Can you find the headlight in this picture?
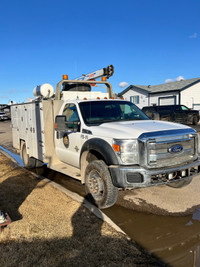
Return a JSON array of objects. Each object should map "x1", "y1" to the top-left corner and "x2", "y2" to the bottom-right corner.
[{"x1": 113, "y1": 139, "x2": 139, "y2": 165}]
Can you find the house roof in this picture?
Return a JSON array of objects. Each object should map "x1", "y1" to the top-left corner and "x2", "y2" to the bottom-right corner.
[
  {"x1": 118, "y1": 77, "x2": 200, "y2": 96},
  {"x1": 118, "y1": 85, "x2": 151, "y2": 96}
]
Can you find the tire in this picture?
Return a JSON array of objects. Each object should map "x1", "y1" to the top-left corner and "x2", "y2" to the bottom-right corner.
[
  {"x1": 193, "y1": 115, "x2": 198, "y2": 125},
  {"x1": 167, "y1": 178, "x2": 192, "y2": 188},
  {"x1": 85, "y1": 160, "x2": 118, "y2": 209},
  {"x1": 21, "y1": 142, "x2": 36, "y2": 168}
]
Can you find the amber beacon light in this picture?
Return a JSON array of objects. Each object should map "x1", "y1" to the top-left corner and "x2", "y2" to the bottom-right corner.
[{"x1": 63, "y1": 74, "x2": 68, "y2": 80}]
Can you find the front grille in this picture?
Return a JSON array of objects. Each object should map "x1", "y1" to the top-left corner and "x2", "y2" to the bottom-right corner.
[{"x1": 139, "y1": 130, "x2": 198, "y2": 169}]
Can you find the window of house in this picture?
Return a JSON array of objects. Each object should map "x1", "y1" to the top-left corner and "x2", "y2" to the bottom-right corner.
[{"x1": 130, "y1": 96, "x2": 139, "y2": 104}]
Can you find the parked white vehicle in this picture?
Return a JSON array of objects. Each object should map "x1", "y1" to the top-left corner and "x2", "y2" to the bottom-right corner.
[
  {"x1": 11, "y1": 66, "x2": 200, "y2": 209},
  {"x1": 0, "y1": 112, "x2": 8, "y2": 120}
]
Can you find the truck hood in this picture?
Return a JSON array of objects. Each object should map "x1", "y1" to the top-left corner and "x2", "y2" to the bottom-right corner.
[{"x1": 90, "y1": 120, "x2": 193, "y2": 139}]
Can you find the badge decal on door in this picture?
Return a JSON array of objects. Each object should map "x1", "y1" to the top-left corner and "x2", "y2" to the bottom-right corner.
[
  {"x1": 63, "y1": 134, "x2": 69, "y2": 148},
  {"x1": 74, "y1": 146, "x2": 79, "y2": 152}
]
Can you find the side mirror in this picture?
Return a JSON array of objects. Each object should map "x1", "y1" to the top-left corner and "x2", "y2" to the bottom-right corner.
[
  {"x1": 55, "y1": 115, "x2": 68, "y2": 131},
  {"x1": 55, "y1": 115, "x2": 80, "y2": 132}
]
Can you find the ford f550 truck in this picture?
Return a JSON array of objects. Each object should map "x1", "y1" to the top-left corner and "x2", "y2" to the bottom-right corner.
[{"x1": 11, "y1": 65, "x2": 200, "y2": 209}]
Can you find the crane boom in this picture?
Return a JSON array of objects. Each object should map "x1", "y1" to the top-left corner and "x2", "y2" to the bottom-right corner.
[{"x1": 74, "y1": 65, "x2": 114, "y2": 81}]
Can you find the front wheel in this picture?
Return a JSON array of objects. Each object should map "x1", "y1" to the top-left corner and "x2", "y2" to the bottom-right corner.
[
  {"x1": 85, "y1": 160, "x2": 118, "y2": 209},
  {"x1": 21, "y1": 141, "x2": 36, "y2": 168}
]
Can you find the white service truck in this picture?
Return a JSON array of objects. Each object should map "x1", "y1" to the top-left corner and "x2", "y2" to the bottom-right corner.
[{"x1": 11, "y1": 65, "x2": 200, "y2": 209}]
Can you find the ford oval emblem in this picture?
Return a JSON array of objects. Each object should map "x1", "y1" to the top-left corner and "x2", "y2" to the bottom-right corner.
[{"x1": 168, "y1": 144, "x2": 183, "y2": 153}]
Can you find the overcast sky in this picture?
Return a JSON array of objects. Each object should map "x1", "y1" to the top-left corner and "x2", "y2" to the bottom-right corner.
[{"x1": 0, "y1": 0, "x2": 200, "y2": 103}]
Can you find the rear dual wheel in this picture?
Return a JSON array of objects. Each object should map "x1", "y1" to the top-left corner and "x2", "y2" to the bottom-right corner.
[
  {"x1": 21, "y1": 142, "x2": 36, "y2": 168},
  {"x1": 85, "y1": 160, "x2": 118, "y2": 209}
]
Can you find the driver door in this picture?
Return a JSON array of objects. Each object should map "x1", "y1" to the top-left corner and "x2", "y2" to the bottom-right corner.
[
  {"x1": 55, "y1": 103, "x2": 81, "y2": 168},
  {"x1": 173, "y1": 105, "x2": 188, "y2": 123}
]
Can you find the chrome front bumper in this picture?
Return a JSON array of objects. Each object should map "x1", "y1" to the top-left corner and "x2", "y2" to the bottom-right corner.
[{"x1": 109, "y1": 158, "x2": 200, "y2": 189}]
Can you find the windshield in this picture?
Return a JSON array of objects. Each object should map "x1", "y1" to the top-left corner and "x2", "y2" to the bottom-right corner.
[{"x1": 79, "y1": 100, "x2": 149, "y2": 125}]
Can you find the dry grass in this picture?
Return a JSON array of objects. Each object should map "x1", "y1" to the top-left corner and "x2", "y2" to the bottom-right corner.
[{"x1": 0, "y1": 152, "x2": 165, "y2": 266}]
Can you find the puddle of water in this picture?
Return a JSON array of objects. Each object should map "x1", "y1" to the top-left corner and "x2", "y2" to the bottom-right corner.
[
  {"x1": 104, "y1": 205, "x2": 200, "y2": 267},
  {"x1": 0, "y1": 146, "x2": 24, "y2": 166},
  {"x1": 193, "y1": 208, "x2": 200, "y2": 222}
]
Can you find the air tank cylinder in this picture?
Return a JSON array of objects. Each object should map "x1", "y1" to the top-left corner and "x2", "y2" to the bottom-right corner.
[{"x1": 33, "y1": 83, "x2": 54, "y2": 98}]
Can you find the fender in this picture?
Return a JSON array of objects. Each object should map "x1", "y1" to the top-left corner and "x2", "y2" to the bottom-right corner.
[{"x1": 80, "y1": 138, "x2": 119, "y2": 165}]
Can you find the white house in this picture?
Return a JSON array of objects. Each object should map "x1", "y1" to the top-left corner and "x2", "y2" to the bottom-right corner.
[{"x1": 118, "y1": 78, "x2": 200, "y2": 110}]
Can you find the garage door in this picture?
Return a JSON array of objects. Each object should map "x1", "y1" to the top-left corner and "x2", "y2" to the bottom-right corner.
[
  {"x1": 159, "y1": 96, "x2": 176, "y2": 105},
  {"x1": 193, "y1": 104, "x2": 200, "y2": 111}
]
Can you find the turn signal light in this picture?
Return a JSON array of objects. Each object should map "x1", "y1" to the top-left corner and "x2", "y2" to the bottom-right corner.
[
  {"x1": 101, "y1": 77, "x2": 107, "y2": 81},
  {"x1": 63, "y1": 74, "x2": 68, "y2": 80},
  {"x1": 113, "y1": 144, "x2": 120, "y2": 152}
]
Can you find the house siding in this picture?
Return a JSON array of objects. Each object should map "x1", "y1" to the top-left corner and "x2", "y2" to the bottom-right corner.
[
  {"x1": 122, "y1": 89, "x2": 148, "y2": 109},
  {"x1": 181, "y1": 83, "x2": 200, "y2": 109}
]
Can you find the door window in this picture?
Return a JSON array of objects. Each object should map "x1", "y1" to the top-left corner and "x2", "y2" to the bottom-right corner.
[
  {"x1": 62, "y1": 104, "x2": 79, "y2": 122},
  {"x1": 181, "y1": 105, "x2": 189, "y2": 111},
  {"x1": 157, "y1": 106, "x2": 173, "y2": 112},
  {"x1": 174, "y1": 106, "x2": 181, "y2": 111}
]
